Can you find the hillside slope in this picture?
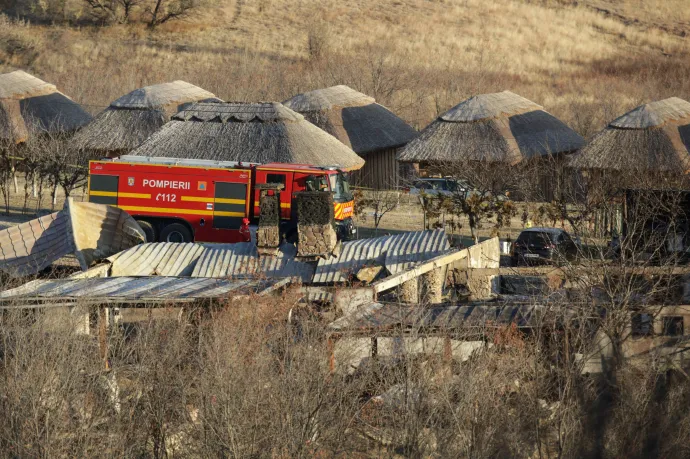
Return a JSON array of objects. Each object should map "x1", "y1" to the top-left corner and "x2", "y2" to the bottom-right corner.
[{"x1": 0, "y1": 0, "x2": 688, "y2": 135}]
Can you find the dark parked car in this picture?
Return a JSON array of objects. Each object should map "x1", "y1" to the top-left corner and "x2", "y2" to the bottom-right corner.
[
  {"x1": 407, "y1": 178, "x2": 469, "y2": 197},
  {"x1": 511, "y1": 228, "x2": 578, "y2": 266}
]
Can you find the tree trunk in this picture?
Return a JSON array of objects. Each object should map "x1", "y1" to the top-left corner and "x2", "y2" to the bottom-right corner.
[
  {"x1": 469, "y1": 213, "x2": 479, "y2": 244},
  {"x1": 148, "y1": 0, "x2": 163, "y2": 28}
]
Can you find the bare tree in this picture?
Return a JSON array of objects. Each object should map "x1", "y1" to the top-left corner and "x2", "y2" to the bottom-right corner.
[
  {"x1": 145, "y1": 0, "x2": 200, "y2": 28},
  {"x1": 357, "y1": 187, "x2": 400, "y2": 234},
  {"x1": 428, "y1": 159, "x2": 518, "y2": 243},
  {"x1": 0, "y1": 140, "x2": 17, "y2": 215}
]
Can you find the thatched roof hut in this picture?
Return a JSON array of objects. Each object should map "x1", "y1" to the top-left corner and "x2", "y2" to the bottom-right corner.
[
  {"x1": 283, "y1": 85, "x2": 417, "y2": 154},
  {"x1": 131, "y1": 102, "x2": 365, "y2": 170},
  {"x1": 397, "y1": 91, "x2": 585, "y2": 165},
  {"x1": 0, "y1": 70, "x2": 92, "y2": 143},
  {"x1": 568, "y1": 97, "x2": 690, "y2": 173},
  {"x1": 283, "y1": 85, "x2": 417, "y2": 188},
  {"x1": 73, "y1": 81, "x2": 221, "y2": 156}
]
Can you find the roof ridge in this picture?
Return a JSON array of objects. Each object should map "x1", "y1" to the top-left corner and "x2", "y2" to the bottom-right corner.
[
  {"x1": 609, "y1": 97, "x2": 690, "y2": 129},
  {"x1": 440, "y1": 90, "x2": 543, "y2": 123}
]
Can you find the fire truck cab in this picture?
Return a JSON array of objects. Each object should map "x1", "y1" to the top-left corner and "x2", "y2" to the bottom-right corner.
[{"x1": 87, "y1": 156, "x2": 355, "y2": 244}]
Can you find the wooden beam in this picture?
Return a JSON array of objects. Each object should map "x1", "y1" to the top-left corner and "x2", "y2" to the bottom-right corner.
[{"x1": 372, "y1": 249, "x2": 467, "y2": 293}]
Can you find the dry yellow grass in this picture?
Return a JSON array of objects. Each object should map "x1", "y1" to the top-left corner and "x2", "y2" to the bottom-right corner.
[{"x1": 0, "y1": 0, "x2": 688, "y2": 135}]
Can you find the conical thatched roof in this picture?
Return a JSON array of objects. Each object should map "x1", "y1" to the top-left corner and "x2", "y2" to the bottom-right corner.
[
  {"x1": 568, "y1": 97, "x2": 690, "y2": 173},
  {"x1": 283, "y1": 85, "x2": 417, "y2": 154},
  {"x1": 130, "y1": 102, "x2": 365, "y2": 170},
  {"x1": 0, "y1": 70, "x2": 92, "y2": 143},
  {"x1": 73, "y1": 81, "x2": 221, "y2": 154},
  {"x1": 397, "y1": 91, "x2": 585, "y2": 165}
]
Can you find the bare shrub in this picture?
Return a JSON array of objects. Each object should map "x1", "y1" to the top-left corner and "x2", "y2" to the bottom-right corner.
[{"x1": 306, "y1": 20, "x2": 330, "y2": 62}]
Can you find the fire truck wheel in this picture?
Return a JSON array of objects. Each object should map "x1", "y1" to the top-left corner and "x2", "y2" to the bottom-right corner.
[
  {"x1": 160, "y1": 223, "x2": 193, "y2": 243},
  {"x1": 136, "y1": 220, "x2": 157, "y2": 243}
]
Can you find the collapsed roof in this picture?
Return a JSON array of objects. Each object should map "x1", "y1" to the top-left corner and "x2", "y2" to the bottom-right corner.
[{"x1": 0, "y1": 200, "x2": 145, "y2": 277}]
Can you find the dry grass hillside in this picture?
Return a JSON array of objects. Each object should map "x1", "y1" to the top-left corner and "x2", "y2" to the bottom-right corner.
[{"x1": 1, "y1": 0, "x2": 688, "y2": 135}]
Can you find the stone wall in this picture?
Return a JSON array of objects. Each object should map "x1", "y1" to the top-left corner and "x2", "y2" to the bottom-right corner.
[
  {"x1": 256, "y1": 192, "x2": 281, "y2": 252},
  {"x1": 296, "y1": 192, "x2": 337, "y2": 257}
]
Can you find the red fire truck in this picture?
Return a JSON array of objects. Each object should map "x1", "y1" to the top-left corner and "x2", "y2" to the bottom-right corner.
[{"x1": 88, "y1": 155, "x2": 355, "y2": 243}]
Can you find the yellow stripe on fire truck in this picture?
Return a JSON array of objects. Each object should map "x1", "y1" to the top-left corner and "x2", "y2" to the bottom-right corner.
[
  {"x1": 181, "y1": 196, "x2": 246, "y2": 205},
  {"x1": 90, "y1": 191, "x2": 152, "y2": 199},
  {"x1": 118, "y1": 205, "x2": 244, "y2": 218}
]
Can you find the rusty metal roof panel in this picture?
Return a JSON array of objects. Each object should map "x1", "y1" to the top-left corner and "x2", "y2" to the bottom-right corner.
[
  {"x1": 107, "y1": 242, "x2": 206, "y2": 276},
  {"x1": 0, "y1": 211, "x2": 74, "y2": 277},
  {"x1": 0, "y1": 276, "x2": 284, "y2": 304},
  {"x1": 191, "y1": 242, "x2": 315, "y2": 282},
  {"x1": 313, "y1": 230, "x2": 450, "y2": 284}
]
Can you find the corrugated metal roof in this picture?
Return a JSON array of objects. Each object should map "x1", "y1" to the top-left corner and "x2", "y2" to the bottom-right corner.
[
  {"x1": 0, "y1": 201, "x2": 144, "y2": 278},
  {"x1": 104, "y1": 241, "x2": 315, "y2": 282},
  {"x1": 0, "y1": 211, "x2": 74, "y2": 277},
  {"x1": 329, "y1": 301, "x2": 568, "y2": 333},
  {"x1": 313, "y1": 229, "x2": 450, "y2": 283},
  {"x1": 107, "y1": 242, "x2": 206, "y2": 276},
  {"x1": 90, "y1": 230, "x2": 449, "y2": 283},
  {"x1": 69, "y1": 200, "x2": 146, "y2": 270},
  {"x1": 0, "y1": 276, "x2": 286, "y2": 305},
  {"x1": 192, "y1": 242, "x2": 314, "y2": 281}
]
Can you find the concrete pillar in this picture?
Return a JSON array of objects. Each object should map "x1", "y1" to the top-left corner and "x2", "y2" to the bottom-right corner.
[
  {"x1": 399, "y1": 278, "x2": 419, "y2": 303},
  {"x1": 421, "y1": 267, "x2": 444, "y2": 304}
]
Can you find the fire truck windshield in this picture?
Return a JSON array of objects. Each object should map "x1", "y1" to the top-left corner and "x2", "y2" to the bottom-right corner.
[{"x1": 329, "y1": 171, "x2": 353, "y2": 202}]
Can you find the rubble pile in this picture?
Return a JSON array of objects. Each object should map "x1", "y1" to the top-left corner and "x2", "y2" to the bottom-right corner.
[{"x1": 296, "y1": 191, "x2": 337, "y2": 257}]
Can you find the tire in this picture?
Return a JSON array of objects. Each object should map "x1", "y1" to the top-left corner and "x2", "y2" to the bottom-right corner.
[
  {"x1": 136, "y1": 220, "x2": 157, "y2": 243},
  {"x1": 160, "y1": 222, "x2": 193, "y2": 243}
]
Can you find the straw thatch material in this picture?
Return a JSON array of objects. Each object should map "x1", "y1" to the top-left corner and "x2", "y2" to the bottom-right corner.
[
  {"x1": 0, "y1": 70, "x2": 92, "y2": 143},
  {"x1": 283, "y1": 85, "x2": 417, "y2": 154},
  {"x1": 568, "y1": 97, "x2": 690, "y2": 173},
  {"x1": 131, "y1": 102, "x2": 365, "y2": 170},
  {"x1": 397, "y1": 91, "x2": 584, "y2": 165},
  {"x1": 73, "y1": 81, "x2": 220, "y2": 154}
]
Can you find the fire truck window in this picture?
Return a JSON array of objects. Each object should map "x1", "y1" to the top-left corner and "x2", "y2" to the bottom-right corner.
[
  {"x1": 267, "y1": 174, "x2": 286, "y2": 187},
  {"x1": 305, "y1": 175, "x2": 323, "y2": 191},
  {"x1": 662, "y1": 316, "x2": 684, "y2": 336}
]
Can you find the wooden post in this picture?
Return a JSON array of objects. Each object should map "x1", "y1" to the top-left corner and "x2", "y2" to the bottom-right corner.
[
  {"x1": 98, "y1": 306, "x2": 110, "y2": 371},
  {"x1": 443, "y1": 334, "x2": 453, "y2": 378},
  {"x1": 327, "y1": 335, "x2": 336, "y2": 374}
]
